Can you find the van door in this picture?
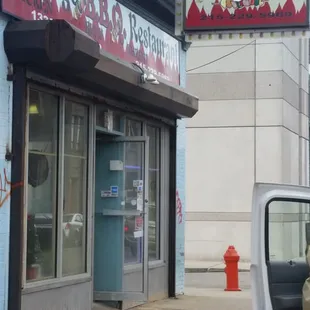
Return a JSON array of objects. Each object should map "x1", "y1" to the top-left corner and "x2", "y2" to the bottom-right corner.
[{"x1": 251, "y1": 183, "x2": 310, "y2": 310}]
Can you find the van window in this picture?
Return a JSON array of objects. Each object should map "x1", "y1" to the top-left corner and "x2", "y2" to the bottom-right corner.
[{"x1": 268, "y1": 200, "x2": 310, "y2": 261}]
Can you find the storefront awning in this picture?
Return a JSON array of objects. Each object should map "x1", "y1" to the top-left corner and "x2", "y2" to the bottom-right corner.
[{"x1": 4, "y1": 19, "x2": 198, "y2": 118}]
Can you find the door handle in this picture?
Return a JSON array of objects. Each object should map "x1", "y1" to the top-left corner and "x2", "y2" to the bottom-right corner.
[{"x1": 145, "y1": 199, "x2": 148, "y2": 203}]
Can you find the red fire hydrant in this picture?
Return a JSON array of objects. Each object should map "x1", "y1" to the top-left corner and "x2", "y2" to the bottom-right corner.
[{"x1": 223, "y1": 245, "x2": 241, "y2": 291}]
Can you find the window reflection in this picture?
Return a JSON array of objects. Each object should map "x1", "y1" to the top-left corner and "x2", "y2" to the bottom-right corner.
[
  {"x1": 27, "y1": 89, "x2": 58, "y2": 282},
  {"x1": 269, "y1": 200, "x2": 310, "y2": 261},
  {"x1": 124, "y1": 119, "x2": 144, "y2": 264},
  {"x1": 147, "y1": 126, "x2": 160, "y2": 261},
  {"x1": 123, "y1": 120, "x2": 161, "y2": 263},
  {"x1": 96, "y1": 106, "x2": 124, "y2": 133},
  {"x1": 26, "y1": 90, "x2": 90, "y2": 282},
  {"x1": 62, "y1": 101, "x2": 88, "y2": 276}
]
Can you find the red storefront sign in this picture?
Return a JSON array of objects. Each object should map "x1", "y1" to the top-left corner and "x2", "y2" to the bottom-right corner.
[
  {"x1": 185, "y1": 0, "x2": 308, "y2": 31},
  {"x1": 1, "y1": 0, "x2": 180, "y2": 85}
]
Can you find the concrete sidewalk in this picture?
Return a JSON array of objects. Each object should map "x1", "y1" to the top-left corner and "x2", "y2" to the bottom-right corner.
[
  {"x1": 94, "y1": 291, "x2": 252, "y2": 310},
  {"x1": 185, "y1": 260, "x2": 251, "y2": 273},
  {"x1": 135, "y1": 289, "x2": 252, "y2": 309},
  {"x1": 93, "y1": 272, "x2": 252, "y2": 310},
  {"x1": 136, "y1": 271, "x2": 252, "y2": 310}
]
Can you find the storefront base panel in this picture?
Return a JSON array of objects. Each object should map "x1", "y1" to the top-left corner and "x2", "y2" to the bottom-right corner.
[
  {"x1": 21, "y1": 280, "x2": 92, "y2": 310},
  {"x1": 122, "y1": 267, "x2": 168, "y2": 309},
  {"x1": 147, "y1": 264, "x2": 169, "y2": 300},
  {"x1": 122, "y1": 292, "x2": 168, "y2": 310},
  {"x1": 122, "y1": 264, "x2": 168, "y2": 310}
]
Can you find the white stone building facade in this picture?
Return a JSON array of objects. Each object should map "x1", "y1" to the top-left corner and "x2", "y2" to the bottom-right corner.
[{"x1": 185, "y1": 38, "x2": 309, "y2": 262}]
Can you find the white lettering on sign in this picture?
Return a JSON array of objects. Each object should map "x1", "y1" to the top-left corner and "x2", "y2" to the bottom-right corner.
[{"x1": 2, "y1": 0, "x2": 181, "y2": 85}]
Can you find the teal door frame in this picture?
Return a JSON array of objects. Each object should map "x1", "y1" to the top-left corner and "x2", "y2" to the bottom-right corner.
[{"x1": 94, "y1": 135, "x2": 150, "y2": 302}]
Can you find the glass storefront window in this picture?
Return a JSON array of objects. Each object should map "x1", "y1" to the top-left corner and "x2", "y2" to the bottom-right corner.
[
  {"x1": 124, "y1": 119, "x2": 144, "y2": 264},
  {"x1": 62, "y1": 101, "x2": 88, "y2": 276},
  {"x1": 124, "y1": 119, "x2": 161, "y2": 264},
  {"x1": 96, "y1": 106, "x2": 125, "y2": 133},
  {"x1": 146, "y1": 126, "x2": 160, "y2": 261},
  {"x1": 126, "y1": 119, "x2": 142, "y2": 136},
  {"x1": 96, "y1": 106, "x2": 109, "y2": 129},
  {"x1": 26, "y1": 88, "x2": 90, "y2": 283},
  {"x1": 27, "y1": 90, "x2": 59, "y2": 281}
]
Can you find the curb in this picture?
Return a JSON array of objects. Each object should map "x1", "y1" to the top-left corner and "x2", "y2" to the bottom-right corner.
[{"x1": 185, "y1": 268, "x2": 250, "y2": 273}]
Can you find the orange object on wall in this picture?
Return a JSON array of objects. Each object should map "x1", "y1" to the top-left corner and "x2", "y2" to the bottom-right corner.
[{"x1": 223, "y1": 245, "x2": 241, "y2": 291}]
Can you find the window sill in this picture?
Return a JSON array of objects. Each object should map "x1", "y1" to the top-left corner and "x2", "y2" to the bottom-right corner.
[
  {"x1": 124, "y1": 260, "x2": 166, "y2": 274},
  {"x1": 22, "y1": 274, "x2": 92, "y2": 295}
]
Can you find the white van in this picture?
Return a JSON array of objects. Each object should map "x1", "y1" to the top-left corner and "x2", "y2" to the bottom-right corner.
[{"x1": 251, "y1": 183, "x2": 310, "y2": 310}]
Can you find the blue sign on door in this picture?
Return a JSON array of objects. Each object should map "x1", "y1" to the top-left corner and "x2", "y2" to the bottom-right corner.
[{"x1": 110, "y1": 186, "x2": 119, "y2": 197}]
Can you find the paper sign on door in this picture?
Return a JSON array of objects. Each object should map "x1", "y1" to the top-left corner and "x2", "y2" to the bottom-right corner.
[
  {"x1": 134, "y1": 216, "x2": 143, "y2": 238},
  {"x1": 136, "y1": 192, "x2": 143, "y2": 211}
]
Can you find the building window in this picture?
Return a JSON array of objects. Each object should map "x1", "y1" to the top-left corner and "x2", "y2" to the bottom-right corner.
[{"x1": 26, "y1": 88, "x2": 90, "y2": 283}]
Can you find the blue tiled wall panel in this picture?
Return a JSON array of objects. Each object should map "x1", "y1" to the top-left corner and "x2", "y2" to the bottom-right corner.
[
  {"x1": 175, "y1": 49, "x2": 186, "y2": 295},
  {"x1": 0, "y1": 14, "x2": 13, "y2": 310}
]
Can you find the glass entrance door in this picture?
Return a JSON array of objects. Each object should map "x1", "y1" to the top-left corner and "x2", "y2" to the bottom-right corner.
[{"x1": 94, "y1": 135, "x2": 149, "y2": 302}]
